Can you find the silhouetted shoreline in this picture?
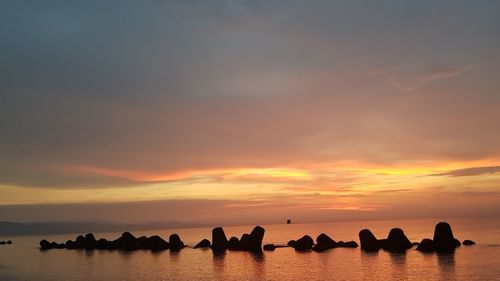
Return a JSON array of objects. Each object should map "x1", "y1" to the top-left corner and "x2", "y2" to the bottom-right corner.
[{"x1": 38, "y1": 222, "x2": 475, "y2": 254}]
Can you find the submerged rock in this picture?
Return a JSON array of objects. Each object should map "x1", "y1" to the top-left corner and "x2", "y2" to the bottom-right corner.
[
  {"x1": 416, "y1": 238, "x2": 435, "y2": 252},
  {"x1": 382, "y1": 228, "x2": 412, "y2": 252},
  {"x1": 313, "y1": 233, "x2": 336, "y2": 252},
  {"x1": 463, "y1": 240, "x2": 476, "y2": 246},
  {"x1": 433, "y1": 222, "x2": 459, "y2": 252},
  {"x1": 169, "y1": 234, "x2": 184, "y2": 251},
  {"x1": 292, "y1": 235, "x2": 314, "y2": 251},
  {"x1": 228, "y1": 237, "x2": 241, "y2": 251},
  {"x1": 359, "y1": 229, "x2": 380, "y2": 252},
  {"x1": 194, "y1": 239, "x2": 211, "y2": 249},
  {"x1": 246, "y1": 226, "x2": 265, "y2": 252},
  {"x1": 211, "y1": 227, "x2": 229, "y2": 252},
  {"x1": 263, "y1": 244, "x2": 276, "y2": 251},
  {"x1": 338, "y1": 241, "x2": 358, "y2": 248}
]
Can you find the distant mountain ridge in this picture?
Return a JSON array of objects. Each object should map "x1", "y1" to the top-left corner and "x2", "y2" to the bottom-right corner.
[{"x1": 0, "y1": 221, "x2": 202, "y2": 236}]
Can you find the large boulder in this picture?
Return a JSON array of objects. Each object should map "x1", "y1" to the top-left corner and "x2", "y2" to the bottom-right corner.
[
  {"x1": 293, "y1": 235, "x2": 314, "y2": 251},
  {"x1": 416, "y1": 238, "x2": 435, "y2": 252},
  {"x1": 228, "y1": 237, "x2": 241, "y2": 251},
  {"x1": 382, "y1": 228, "x2": 412, "y2": 252},
  {"x1": 313, "y1": 233, "x2": 336, "y2": 252},
  {"x1": 246, "y1": 226, "x2": 265, "y2": 252},
  {"x1": 433, "y1": 222, "x2": 459, "y2": 252},
  {"x1": 211, "y1": 227, "x2": 228, "y2": 252},
  {"x1": 463, "y1": 239, "x2": 476, "y2": 246},
  {"x1": 39, "y1": 239, "x2": 51, "y2": 250},
  {"x1": 84, "y1": 233, "x2": 97, "y2": 249},
  {"x1": 148, "y1": 235, "x2": 169, "y2": 251},
  {"x1": 359, "y1": 229, "x2": 380, "y2": 252},
  {"x1": 169, "y1": 234, "x2": 184, "y2": 251},
  {"x1": 194, "y1": 239, "x2": 211, "y2": 249}
]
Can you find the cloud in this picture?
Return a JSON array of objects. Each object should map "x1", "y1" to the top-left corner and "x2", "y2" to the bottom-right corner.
[{"x1": 433, "y1": 166, "x2": 500, "y2": 177}]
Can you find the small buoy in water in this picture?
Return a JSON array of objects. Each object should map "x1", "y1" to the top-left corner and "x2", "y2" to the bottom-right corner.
[{"x1": 287, "y1": 219, "x2": 291, "y2": 224}]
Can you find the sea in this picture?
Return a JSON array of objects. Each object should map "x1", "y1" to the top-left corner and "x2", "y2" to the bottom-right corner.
[{"x1": 0, "y1": 217, "x2": 499, "y2": 281}]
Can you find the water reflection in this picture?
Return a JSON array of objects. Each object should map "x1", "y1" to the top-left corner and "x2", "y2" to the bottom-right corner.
[
  {"x1": 389, "y1": 251, "x2": 407, "y2": 280},
  {"x1": 437, "y1": 251, "x2": 456, "y2": 280}
]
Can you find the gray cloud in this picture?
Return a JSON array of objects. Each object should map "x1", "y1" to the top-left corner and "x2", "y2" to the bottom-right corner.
[{"x1": 433, "y1": 166, "x2": 500, "y2": 177}]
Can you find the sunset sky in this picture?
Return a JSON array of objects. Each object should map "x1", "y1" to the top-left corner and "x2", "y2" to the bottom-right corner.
[{"x1": 1, "y1": 0, "x2": 499, "y2": 225}]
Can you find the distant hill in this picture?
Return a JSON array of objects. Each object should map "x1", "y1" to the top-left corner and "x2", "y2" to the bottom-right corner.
[{"x1": 0, "y1": 221, "x2": 201, "y2": 236}]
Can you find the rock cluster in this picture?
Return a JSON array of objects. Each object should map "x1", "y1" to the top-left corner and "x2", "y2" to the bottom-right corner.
[
  {"x1": 39, "y1": 232, "x2": 181, "y2": 251},
  {"x1": 416, "y1": 222, "x2": 462, "y2": 253},
  {"x1": 359, "y1": 227, "x2": 413, "y2": 252},
  {"x1": 0, "y1": 240, "x2": 13, "y2": 245},
  {"x1": 210, "y1": 226, "x2": 265, "y2": 253},
  {"x1": 288, "y1": 233, "x2": 358, "y2": 252}
]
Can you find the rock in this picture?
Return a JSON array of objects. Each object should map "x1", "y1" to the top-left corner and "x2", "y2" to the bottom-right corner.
[
  {"x1": 169, "y1": 234, "x2": 184, "y2": 251},
  {"x1": 433, "y1": 222, "x2": 459, "y2": 252},
  {"x1": 287, "y1": 219, "x2": 291, "y2": 224},
  {"x1": 96, "y1": 238, "x2": 109, "y2": 249},
  {"x1": 293, "y1": 235, "x2": 314, "y2": 251},
  {"x1": 240, "y1": 233, "x2": 251, "y2": 250},
  {"x1": 416, "y1": 238, "x2": 435, "y2": 252},
  {"x1": 65, "y1": 240, "x2": 76, "y2": 249},
  {"x1": 211, "y1": 227, "x2": 228, "y2": 252},
  {"x1": 137, "y1": 236, "x2": 151, "y2": 249},
  {"x1": 246, "y1": 226, "x2": 265, "y2": 252},
  {"x1": 56, "y1": 243, "x2": 65, "y2": 249},
  {"x1": 287, "y1": 240, "x2": 296, "y2": 247},
  {"x1": 0, "y1": 241, "x2": 5, "y2": 245},
  {"x1": 359, "y1": 229, "x2": 380, "y2": 252},
  {"x1": 84, "y1": 233, "x2": 97, "y2": 249},
  {"x1": 40, "y1": 239, "x2": 52, "y2": 250},
  {"x1": 339, "y1": 241, "x2": 358, "y2": 248},
  {"x1": 228, "y1": 237, "x2": 241, "y2": 251},
  {"x1": 194, "y1": 239, "x2": 211, "y2": 249},
  {"x1": 463, "y1": 239, "x2": 476, "y2": 246},
  {"x1": 75, "y1": 235, "x2": 86, "y2": 249},
  {"x1": 313, "y1": 233, "x2": 336, "y2": 252},
  {"x1": 148, "y1": 235, "x2": 169, "y2": 251},
  {"x1": 382, "y1": 228, "x2": 412, "y2": 252},
  {"x1": 6, "y1": 240, "x2": 12, "y2": 244},
  {"x1": 263, "y1": 244, "x2": 276, "y2": 251}
]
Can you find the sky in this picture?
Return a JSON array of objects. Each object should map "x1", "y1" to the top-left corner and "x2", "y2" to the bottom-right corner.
[{"x1": 1, "y1": 0, "x2": 499, "y2": 225}]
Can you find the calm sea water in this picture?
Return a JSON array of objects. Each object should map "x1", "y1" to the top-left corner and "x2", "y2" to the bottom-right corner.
[{"x1": 0, "y1": 217, "x2": 499, "y2": 281}]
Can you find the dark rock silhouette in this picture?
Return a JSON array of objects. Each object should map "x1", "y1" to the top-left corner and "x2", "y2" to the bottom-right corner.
[
  {"x1": 382, "y1": 228, "x2": 412, "y2": 252},
  {"x1": 416, "y1": 238, "x2": 435, "y2": 252},
  {"x1": 211, "y1": 227, "x2": 229, "y2": 252},
  {"x1": 39, "y1": 239, "x2": 52, "y2": 250},
  {"x1": 287, "y1": 219, "x2": 291, "y2": 224},
  {"x1": 169, "y1": 234, "x2": 184, "y2": 251},
  {"x1": 149, "y1": 235, "x2": 169, "y2": 251},
  {"x1": 240, "y1": 233, "x2": 251, "y2": 250},
  {"x1": 65, "y1": 240, "x2": 76, "y2": 249},
  {"x1": 359, "y1": 229, "x2": 380, "y2": 252},
  {"x1": 228, "y1": 237, "x2": 241, "y2": 251},
  {"x1": 338, "y1": 241, "x2": 358, "y2": 248},
  {"x1": 84, "y1": 233, "x2": 97, "y2": 249},
  {"x1": 287, "y1": 240, "x2": 296, "y2": 247},
  {"x1": 0, "y1": 241, "x2": 5, "y2": 245},
  {"x1": 292, "y1": 235, "x2": 314, "y2": 251},
  {"x1": 6, "y1": 240, "x2": 12, "y2": 244},
  {"x1": 313, "y1": 233, "x2": 336, "y2": 252},
  {"x1": 263, "y1": 244, "x2": 276, "y2": 251},
  {"x1": 75, "y1": 235, "x2": 86, "y2": 248},
  {"x1": 463, "y1": 239, "x2": 476, "y2": 246},
  {"x1": 194, "y1": 239, "x2": 211, "y2": 249},
  {"x1": 96, "y1": 238, "x2": 109, "y2": 249},
  {"x1": 246, "y1": 226, "x2": 265, "y2": 252},
  {"x1": 433, "y1": 222, "x2": 459, "y2": 252}
]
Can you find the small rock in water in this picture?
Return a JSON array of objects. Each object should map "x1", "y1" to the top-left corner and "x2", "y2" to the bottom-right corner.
[
  {"x1": 416, "y1": 238, "x2": 435, "y2": 252},
  {"x1": 211, "y1": 227, "x2": 229, "y2": 252},
  {"x1": 359, "y1": 229, "x2": 380, "y2": 252},
  {"x1": 228, "y1": 237, "x2": 241, "y2": 251},
  {"x1": 194, "y1": 239, "x2": 211, "y2": 249},
  {"x1": 263, "y1": 244, "x2": 276, "y2": 251},
  {"x1": 292, "y1": 235, "x2": 314, "y2": 251},
  {"x1": 463, "y1": 239, "x2": 476, "y2": 246},
  {"x1": 169, "y1": 234, "x2": 185, "y2": 251}
]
